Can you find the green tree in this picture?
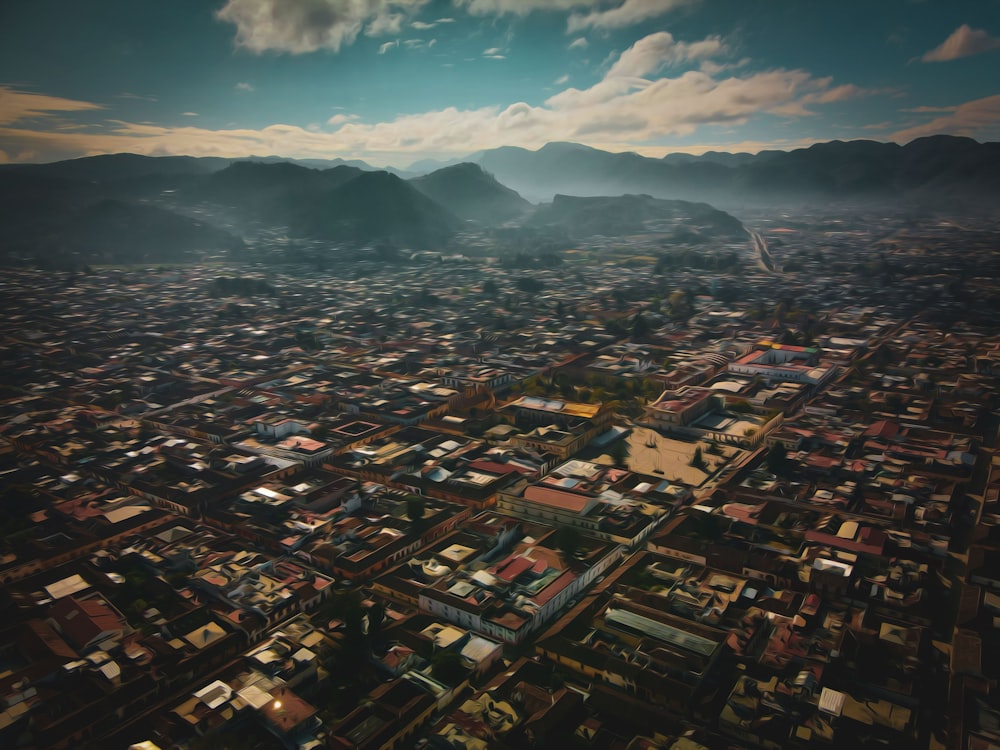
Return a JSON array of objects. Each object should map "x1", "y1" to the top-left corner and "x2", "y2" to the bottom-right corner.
[
  {"x1": 430, "y1": 650, "x2": 468, "y2": 684},
  {"x1": 406, "y1": 496, "x2": 425, "y2": 522},
  {"x1": 631, "y1": 312, "x2": 650, "y2": 340},
  {"x1": 766, "y1": 443, "x2": 789, "y2": 475},
  {"x1": 555, "y1": 526, "x2": 582, "y2": 558},
  {"x1": 611, "y1": 438, "x2": 630, "y2": 468},
  {"x1": 690, "y1": 446, "x2": 706, "y2": 470}
]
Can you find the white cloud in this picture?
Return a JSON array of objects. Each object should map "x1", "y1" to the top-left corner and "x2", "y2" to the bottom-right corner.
[
  {"x1": 801, "y1": 82, "x2": 893, "y2": 105},
  {"x1": 0, "y1": 86, "x2": 104, "y2": 126},
  {"x1": 378, "y1": 40, "x2": 399, "y2": 54},
  {"x1": 567, "y1": 0, "x2": 694, "y2": 33},
  {"x1": 412, "y1": 17, "x2": 455, "y2": 29},
  {"x1": 0, "y1": 31, "x2": 875, "y2": 164},
  {"x1": 181, "y1": 112, "x2": 199, "y2": 117},
  {"x1": 921, "y1": 24, "x2": 1000, "y2": 62},
  {"x1": 365, "y1": 12, "x2": 405, "y2": 37},
  {"x1": 606, "y1": 31, "x2": 726, "y2": 78},
  {"x1": 483, "y1": 46, "x2": 502, "y2": 55},
  {"x1": 902, "y1": 105, "x2": 957, "y2": 113},
  {"x1": 115, "y1": 92, "x2": 158, "y2": 102},
  {"x1": 327, "y1": 113, "x2": 360, "y2": 126},
  {"x1": 555, "y1": 74, "x2": 570, "y2": 85},
  {"x1": 454, "y1": 0, "x2": 597, "y2": 16},
  {"x1": 891, "y1": 94, "x2": 1000, "y2": 141},
  {"x1": 568, "y1": 37, "x2": 588, "y2": 50},
  {"x1": 216, "y1": 0, "x2": 430, "y2": 54},
  {"x1": 235, "y1": 82, "x2": 255, "y2": 92}
]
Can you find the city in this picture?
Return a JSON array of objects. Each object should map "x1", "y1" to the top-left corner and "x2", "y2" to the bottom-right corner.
[
  {"x1": 2, "y1": 1, "x2": 1000, "y2": 749},
  {"x1": 1, "y1": 200, "x2": 999, "y2": 748}
]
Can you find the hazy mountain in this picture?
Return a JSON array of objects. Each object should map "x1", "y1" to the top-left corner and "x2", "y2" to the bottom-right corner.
[
  {"x1": 2, "y1": 198, "x2": 243, "y2": 266},
  {"x1": 242, "y1": 154, "x2": 413, "y2": 176},
  {"x1": 410, "y1": 162, "x2": 532, "y2": 223},
  {"x1": 292, "y1": 170, "x2": 461, "y2": 248},
  {"x1": 0, "y1": 152, "x2": 230, "y2": 182},
  {"x1": 662, "y1": 151, "x2": 760, "y2": 167},
  {"x1": 474, "y1": 136, "x2": 1000, "y2": 206},
  {"x1": 189, "y1": 161, "x2": 364, "y2": 220},
  {"x1": 3, "y1": 136, "x2": 998, "y2": 266},
  {"x1": 527, "y1": 194, "x2": 746, "y2": 241},
  {"x1": 405, "y1": 154, "x2": 478, "y2": 175}
]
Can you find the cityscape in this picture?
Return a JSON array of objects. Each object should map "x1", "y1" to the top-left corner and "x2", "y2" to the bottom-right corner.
[{"x1": 2, "y1": 2, "x2": 1000, "y2": 750}]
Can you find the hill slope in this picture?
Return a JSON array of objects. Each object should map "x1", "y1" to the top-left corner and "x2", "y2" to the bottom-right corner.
[
  {"x1": 293, "y1": 170, "x2": 461, "y2": 248},
  {"x1": 2, "y1": 198, "x2": 243, "y2": 266},
  {"x1": 410, "y1": 162, "x2": 532, "y2": 223},
  {"x1": 475, "y1": 136, "x2": 1000, "y2": 206},
  {"x1": 527, "y1": 194, "x2": 746, "y2": 241}
]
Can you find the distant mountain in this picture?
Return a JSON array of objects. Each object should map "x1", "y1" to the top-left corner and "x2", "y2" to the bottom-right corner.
[
  {"x1": 190, "y1": 161, "x2": 364, "y2": 220},
  {"x1": 662, "y1": 151, "x2": 760, "y2": 167},
  {"x1": 474, "y1": 136, "x2": 1000, "y2": 206},
  {"x1": 405, "y1": 154, "x2": 478, "y2": 175},
  {"x1": 410, "y1": 162, "x2": 532, "y2": 223},
  {"x1": 242, "y1": 154, "x2": 412, "y2": 176},
  {"x1": 527, "y1": 194, "x2": 746, "y2": 241},
  {"x1": 0, "y1": 152, "x2": 230, "y2": 182},
  {"x1": 1, "y1": 198, "x2": 242, "y2": 266},
  {"x1": 292, "y1": 170, "x2": 461, "y2": 248},
  {"x1": 2, "y1": 136, "x2": 998, "y2": 266}
]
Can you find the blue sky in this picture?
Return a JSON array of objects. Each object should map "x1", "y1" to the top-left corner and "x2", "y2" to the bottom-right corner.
[{"x1": 1, "y1": 0, "x2": 999, "y2": 166}]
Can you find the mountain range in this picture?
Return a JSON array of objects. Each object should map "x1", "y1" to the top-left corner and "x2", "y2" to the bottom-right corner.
[
  {"x1": 1, "y1": 135, "x2": 997, "y2": 266},
  {"x1": 471, "y1": 136, "x2": 1000, "y2": 206}
]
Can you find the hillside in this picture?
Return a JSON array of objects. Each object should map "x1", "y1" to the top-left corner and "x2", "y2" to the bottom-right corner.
[
  {"x1": 1, "y1": 198, "x2": 243, "y2": 266},
  {"x1": 526, "y1": 194, "x2": 746, "y2": 241},
  {"x1": 410, "y1": 162, "x2": 532, "y2": 223},
  {"x1": 292, "y1": 170, "x2": 461, "y2": 249},
  {"x1": 474, "y1": 136, "x2": 1000, "y2": 206}
]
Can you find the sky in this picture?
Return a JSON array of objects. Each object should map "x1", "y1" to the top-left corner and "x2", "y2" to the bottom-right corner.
[{"x1": 1, "y1": 0, "x2": 999, "y2": 167}]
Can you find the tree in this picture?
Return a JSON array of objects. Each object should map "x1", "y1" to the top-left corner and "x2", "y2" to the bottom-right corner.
[
  {"x1": 555, "y1": 526, "x2": 582, "y2": 558},
  {"x1": 406, "y1": 496, "x2": 425, "y2": 523},
  {"x1": 766, "y1": 443, "x2": 789, "y2": 475},
  {"x1": 631, "y1": 312, "x2": 650, "y2": 340},
  {"x1": 430, "y1": 650, "x2": 468, "y2": 684},
  {"x1": 611, "y1": 438, "x2": 630, "y2": 468},
  {"x1": 690, "y1": 446, "x2": 707, "y2": 470}
]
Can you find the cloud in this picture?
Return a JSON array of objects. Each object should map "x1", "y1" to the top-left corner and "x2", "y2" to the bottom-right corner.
[
  {"x1": 891, "y1": 94, "x2": 1000, "y2": 141},
  {"x1": 801, "y1": 82, "x2": 893, "y2": 105},
  {"x1": 483, "y1": 46, "x2": 502, "y2": 55},
  {"x1": 567, "y1": 0, "x2": 694, "y2": 33},
  {"x1": 555, "y1": 74, "x2": 570, "y2": 85},
  {"x1": 327, "y1": 113, "x2": 359, "y2": 126},
  {"x1": 901, "y1": 104, "x2": 957, "y2": 113},
  {"x1": 235, "y1": 81, "x2": 255, "y2": 92},
  {"x1": 605, "y1": 31, "x2": 726, "y2": 78},
  {"x1": 115, "y1": 92, "x2": 158, "y2": 102},
  {"x1": 365, "y1": 12, "x2": 405, "y2": 37},
  {"x1": 411, "y1": 17, "x2": 454, "y2": 29},
  {"x1": 568, "y1": 37, "x2": 588, "y2": 50},
  {"x1": 0, "y1": 32, "x2": 873, "y2": 164},
  {"x1": 181, "y1": 112, "x2": 199, "y2": 117},
  {"x1": 0, "y1": 86, "x2": 104, "y2": 126},
  {"x1": 378, "y1": 40, "x2": 398, "y2": 54},
  {"x1": 920, "y1": 24, "x2": 1000, "y2": 62},
  {"x1": 216, "y1": 0, "x2": 430, "y2": 54},
  {"x1": 454, "y1": 0, "x2": 598, "y2": 15}
]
